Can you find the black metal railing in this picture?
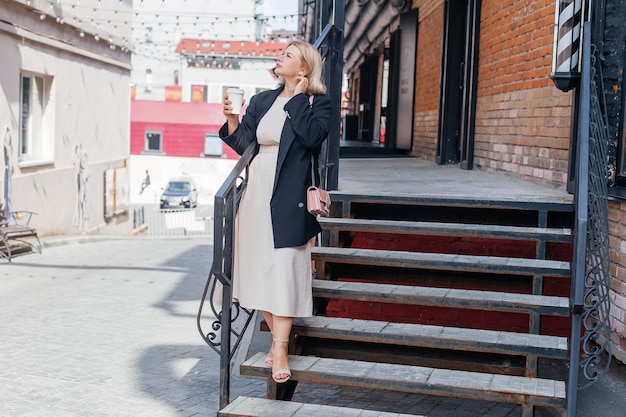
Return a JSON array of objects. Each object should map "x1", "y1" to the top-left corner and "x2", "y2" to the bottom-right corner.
[
  {"x1": 314, "y1": 22, "x2": 344, "y2": 191},
  {"x1": 132, "y1": 206, "x2": 144, "y2": 229},
  {"x1": 196, "y1": 142, "x2": 256, "y2": 409},
  {"x1": 196, "y1": 23, "x2": 344, "y2": 410},
  {"x1": 567, "y1": 20, "x2": 612, "y2": 416}
]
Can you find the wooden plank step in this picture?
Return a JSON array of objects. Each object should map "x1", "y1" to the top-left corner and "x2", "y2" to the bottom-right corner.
[
  {"x1": 219, "y1": 396, "x2": 421, "y2": 417},
  {"x1": 312, "y1": 279, "x2": 570, "y2": 316},
  {"x1": 318, "y1": 217, "x2": 572, "y2": 242},
  {"x1": 240, "y1": 353, "x2": 567, "y2": 410},
  {"x1": 329, "y1": 191, "x2": 574, "y2": 212},
  {"x1": 312, "y1": 246, "x2": 571, "y2": 277},
  {"x1": 291, "y1": 316, "x2": 569, "y2": 359}
]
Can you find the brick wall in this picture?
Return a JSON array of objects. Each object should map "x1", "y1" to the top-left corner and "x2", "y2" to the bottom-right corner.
[
  {"x1": 473, "y1": 87, "x2": 572, "y2": 185},
  {"x1": 473, "y1": 0, "x2": 572, "y2": 188},
  {"x1": 411, "y1": 1, "x2": 444, "y2": 159},
  {"x1": 609, "y1": 201, "x2": 626, "y2": 363},
  {"x1": 413, "y1": 110, "x2": 439, "y2": 158},
  {"x1": 406, "y1": 0, "x2": 626, "y2": 366}
]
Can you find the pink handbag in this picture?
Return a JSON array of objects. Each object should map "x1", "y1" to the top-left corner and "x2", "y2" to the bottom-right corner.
[{"x1": 307, "y1": 186, "x2": 331, "y2": 216}]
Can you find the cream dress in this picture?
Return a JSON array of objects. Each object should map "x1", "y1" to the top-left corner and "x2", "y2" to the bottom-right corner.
[{"x1": 232, "y1": 96, "x2": 313, "y2": 317}]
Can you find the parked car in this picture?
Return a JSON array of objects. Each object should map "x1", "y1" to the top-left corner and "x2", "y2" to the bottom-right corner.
[{"x1": 160, "y1": 177, "x2": 198, "y2": 209}]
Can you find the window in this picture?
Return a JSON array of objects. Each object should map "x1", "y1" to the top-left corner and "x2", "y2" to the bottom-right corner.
[
  {"x1": 145, "y1": 69, "x2": 153, "y2": 93},
  {"x1": 144, "y1": 131, "x2": 163, "y2": 154},
  {"x1": 191, "y1": 84, "x2": 207, "y2": 102},
  {"x1": 203, "y1": 134, "x2": 222, "y2": 157},
  {"x1": 19, "y1": 72, "x2": 53, "y2": 164}
]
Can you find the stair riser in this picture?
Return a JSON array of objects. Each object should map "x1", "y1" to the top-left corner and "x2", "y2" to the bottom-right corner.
[
  {"x1": 294, "y1": 328, "x2": 569, "y2": 359},
  {"x1": 345, "y1": 233, "x2": 572, "y2": 261},
  {"x1": 334, "y1": 201, "x2": 573, "y2": 229}
]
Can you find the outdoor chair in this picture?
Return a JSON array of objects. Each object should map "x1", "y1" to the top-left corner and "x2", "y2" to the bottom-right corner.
[{"x1": 0, "y1": 209, "x2": 42, "y2": 262}]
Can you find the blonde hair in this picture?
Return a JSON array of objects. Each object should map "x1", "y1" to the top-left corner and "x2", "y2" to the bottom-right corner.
[{"x1": 277, "y1": 41, "x2": 326, "y2": 95}]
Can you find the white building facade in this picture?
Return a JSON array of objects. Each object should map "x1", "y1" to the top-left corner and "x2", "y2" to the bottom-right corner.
[
  {"x1": 131, "y1": 0, "x2": 272, "y2": 101},
  {"x1": 175, "y1": 39, "x2": 287, "y2": 103},
  {"x1": 1, "y1": 0, "x2": 133, "y2": 236}
]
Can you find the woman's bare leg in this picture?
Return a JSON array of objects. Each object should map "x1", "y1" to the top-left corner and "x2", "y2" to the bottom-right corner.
[
  {"x1": 262, "y1": 311, "x2": 274, "y2": 333},
  {"x1": 271, "y1": 315, "x2": 293, "y2": 381},
  {"x1": 262, "y1": 311, "x2": 275, "y2": 365}
]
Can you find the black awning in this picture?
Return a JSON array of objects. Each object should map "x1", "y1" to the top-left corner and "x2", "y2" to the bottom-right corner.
[
  {"x1": 298, "y1": 0, "x2": 409, "y2": 74},
  {"x1": 343, "y1": 0, "x2": 405, "y2": 74}
]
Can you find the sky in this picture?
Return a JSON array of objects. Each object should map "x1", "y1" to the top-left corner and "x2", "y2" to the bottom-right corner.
[{"x1": 263, "y1": 0, "x2": 299, "y2": 31}]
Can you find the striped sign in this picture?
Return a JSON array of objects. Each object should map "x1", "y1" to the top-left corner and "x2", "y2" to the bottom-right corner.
[{"x1": 554, "y1": 0, "x2": 583, "y2": 72}]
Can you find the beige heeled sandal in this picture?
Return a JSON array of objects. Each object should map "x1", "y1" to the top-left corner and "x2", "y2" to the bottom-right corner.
[{"x1": 271, "y1": 338, "x2": 291, "y2": 383}]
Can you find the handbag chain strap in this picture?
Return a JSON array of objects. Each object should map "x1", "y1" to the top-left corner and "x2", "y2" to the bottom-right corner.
[
  {"x1": 310, "y1": 154, "x2": 317, "y2": 187},
  {"x1": 308, "y1": 95, "x2": 319, "y2": 188}
]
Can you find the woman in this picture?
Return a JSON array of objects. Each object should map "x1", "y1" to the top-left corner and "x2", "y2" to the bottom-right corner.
[{"x1": 219, "y1": 41, "x2": 331, "y2": 383}]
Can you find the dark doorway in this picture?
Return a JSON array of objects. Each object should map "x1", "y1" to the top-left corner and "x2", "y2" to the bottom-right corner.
[
  {"x1": 437, "y1": 0, "x2": 481, "y2": 169},
  {"x1": 386, "y1": 29, "x2": 401, "y2": 149},
  {"x1": 358, "y1": 55, "x2": 378, "y2": 142}
]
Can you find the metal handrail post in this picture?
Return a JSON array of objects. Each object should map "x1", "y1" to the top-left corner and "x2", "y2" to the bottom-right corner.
[
  {"x1": 567, "y1": 20, "x2": 591, "y2": 417},
  {"x1": 219, "y1": 283, "x2": 232, "y2": 409},
  {"x1": 326, "y1": 0, "x2": 344, "y2": 191}
]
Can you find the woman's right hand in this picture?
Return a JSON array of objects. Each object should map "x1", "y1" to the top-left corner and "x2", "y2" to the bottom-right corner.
[
  {"x1": 223, "y1": 95, "x2": 244, "y2": 134},
  {"x1": 223, "y1": 95, "x2": 236, "y2": 118}
]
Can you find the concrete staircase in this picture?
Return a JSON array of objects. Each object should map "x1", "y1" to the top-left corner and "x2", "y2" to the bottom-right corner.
[{"x1": 219, "y1": 192, "x2": 574, "y2": 417}]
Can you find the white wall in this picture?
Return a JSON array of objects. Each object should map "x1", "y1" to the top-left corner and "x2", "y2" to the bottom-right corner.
[{"x1": 1, "y1": 0, "x2": 132, "y2": 236}]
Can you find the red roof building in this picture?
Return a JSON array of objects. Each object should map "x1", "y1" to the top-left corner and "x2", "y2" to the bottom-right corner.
[{"x1": 175, "y1": 39, "x2": 286, "y2": 58}]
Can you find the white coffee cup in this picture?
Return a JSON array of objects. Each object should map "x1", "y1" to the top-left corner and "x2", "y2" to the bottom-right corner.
[{"x1": 227, "y1": 87, "x2": 245, "y2": 115}]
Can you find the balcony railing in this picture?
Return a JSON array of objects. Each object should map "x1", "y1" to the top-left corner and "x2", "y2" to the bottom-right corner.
[{"x1": 567, "y1": 20, "x2": 612, "y2": 417}]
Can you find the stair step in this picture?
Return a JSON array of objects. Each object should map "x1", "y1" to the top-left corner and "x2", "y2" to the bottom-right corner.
[
  {"x1": 291, "y1": 316, "x2": 569, "y2": 358},
  {"x1": 219, "y1": 396, "x2": 421, "y2": 417},
  {"x1": 312, "y1": 279, "x2": 570, "y2": 316},
  {"x1": 319, "y1": 217, "x2": 572, "y2": 242},
  {"x1": 312, "y1": 246, "x2": 571, "y2": 277},
  {"x1": 329, "y1": 191, "x2": 574, "y2": 212},
  {"x1": 240, "y1": 353, "x2": 566, "y2": 410}
]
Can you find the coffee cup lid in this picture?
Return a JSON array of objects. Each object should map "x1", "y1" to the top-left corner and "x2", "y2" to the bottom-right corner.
[{"x1": 227, "y1": 87, "x2": 244, "y2": 94}]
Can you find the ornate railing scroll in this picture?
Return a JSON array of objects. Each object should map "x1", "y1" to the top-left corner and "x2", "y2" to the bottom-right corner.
[
  {"x1": 567, "y1": 20, "x2": 612, "y2": 416},
  {"x1": 196, "y1": 142, "x2": 257, "y2": 409}
]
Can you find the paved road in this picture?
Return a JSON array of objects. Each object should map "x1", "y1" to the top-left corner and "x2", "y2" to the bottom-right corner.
[
  {"x1": 0, "y1": 238, "x2": 240, "y2": 417},
  {"x1": 2, "y1": 237, "x2": 626, "y2": 417}
]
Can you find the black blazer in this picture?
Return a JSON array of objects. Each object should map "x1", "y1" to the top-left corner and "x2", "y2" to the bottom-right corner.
[{"x1": 219, "y1": 87, "x2": 332, "y2": 248}]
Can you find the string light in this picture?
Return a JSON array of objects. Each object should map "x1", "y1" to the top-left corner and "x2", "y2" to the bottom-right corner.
[{"x1": 21, "y1": 0, "x2": 303, "y2": 60}]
